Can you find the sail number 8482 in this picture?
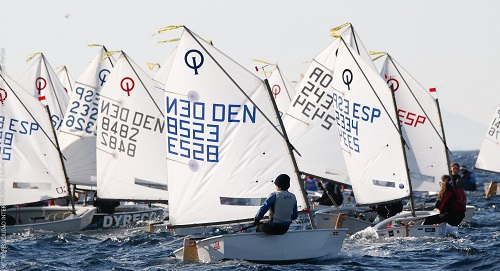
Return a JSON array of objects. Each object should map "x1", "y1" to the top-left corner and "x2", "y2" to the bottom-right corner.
[{"x1": 100, "y1": 116, "x2": 138, "y2": 157}]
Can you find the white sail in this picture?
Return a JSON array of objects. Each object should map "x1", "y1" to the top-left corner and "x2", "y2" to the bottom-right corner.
[
  {"x1": 475, "y1": 105, "x2": 500, "y2": 173},
  {"x1": 267, "y1": 65, "x2": 296, "y2": 119},
  {"x1": 164, "y1": 27, "x2": 306, "y2": 227},
  {"x1": 380, "y1": 55, "x2": 448, "y2": 192},
  {"x1": 152, "y1": 47, "x2": 178, "y2": 87},
  {"x1": 282, "y1": 25, "x2": 372, "y2": 185},
  {"x1": 331, "y1": 38, "x2": 410, "y2": 205},
  {"x1": 58, "y1": 47, "x2": 115, "y2": 186},
  {"x1": 338, "y1": 25, "x2": 377, "y2": 72},
  {"x1": 57, "y1": 66, "x2": 76, "y2": 96},
  {"x1": 96, "y1": 52, "x2": 168, "y2": 201},
  {"x1": 0, "y1": 71, "x2": 68, "y2": 206},
  {"x1": 17, "y1": 53, "x2": 69, "y2": 131}
]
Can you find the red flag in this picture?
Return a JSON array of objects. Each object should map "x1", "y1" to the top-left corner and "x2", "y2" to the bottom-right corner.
[{"x1": 429, "y1": 87, "x2": 436, "y2": 92}]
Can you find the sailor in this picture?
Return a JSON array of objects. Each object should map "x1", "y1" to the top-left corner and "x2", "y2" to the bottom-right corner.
[
  {"x1": 304, "y1": 176, "x2": 317, "y2": 192},
  {"x1": 254, "y1": 174, "x2": 298, "y2": 235},
  {"x1": 459, "y1": 165, "x2": 477, "y2": 191},
  {"x1": 314, "y1": 180, "x2": 344, "y2": 206},
  {"x1": 424, "y1": 175, "x2": 466, "y2": 226},
  {"x1": 371, "y1": 200, "x2": 403, "y2": 223},
  {"x1": 450, "y1": 162, "x2": 467, "y2": 189}
]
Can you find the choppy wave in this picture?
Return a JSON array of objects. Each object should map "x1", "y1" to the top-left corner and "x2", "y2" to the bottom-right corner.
[{"x1": 3, "y1": 151, "x2": 500, "y2": 271}]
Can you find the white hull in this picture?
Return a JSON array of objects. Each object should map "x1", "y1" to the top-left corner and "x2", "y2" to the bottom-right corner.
[
  {"x1": 6, "y1": 206, "x2": 96, "y2": 234},
  {"x1": 373, "y1": 211, "x2": 447, "y2": 238},
  {"x1": 315, "y1": 206, "x2": 376, "y2": 234},
  {"x1": 402, "y1": 204, "x2": 474, "y2": 223},
  {"x1": 464, "y1": 205, "x2": 474, "y2": 223},
  {"x1": 173, "y1": 229, "x2": 347, "y2": 263},
  {"x1": 141, "y1": 222, "x2": 222, "y2": 236},
  {"x1": 85, "y1": 203, "x2": 168, "y2": 230}
]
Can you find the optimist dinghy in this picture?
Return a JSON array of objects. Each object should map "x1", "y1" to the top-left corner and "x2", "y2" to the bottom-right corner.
[
  {"x1": 161, "y1": 25, "x2": 347, "y2": 263},
  {"x1": 174, "y1": 229, "x2": 346, "y2": 263},
  {"x1": 373, "y1": 210, "x2": 446, "y2": 238},
  {"x1": 6, "y1": 205, "x2": 96, "y2": 234},
  {"x1": 1, "y1": 69, "x2": 96, "y2": 234}
]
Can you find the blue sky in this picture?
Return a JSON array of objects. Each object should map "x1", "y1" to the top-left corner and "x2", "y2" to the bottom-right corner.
[{"x1": 1, "y1": 0, "x2": 499, "y2": 150}]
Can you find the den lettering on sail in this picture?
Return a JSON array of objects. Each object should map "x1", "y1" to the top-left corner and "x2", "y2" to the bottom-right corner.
[
  {"x1": 165, "y1": 96, "x2": 257, "y2": 162},
  {"x1": 99, "y1": 99, "x2": 164, "y2": 157}
]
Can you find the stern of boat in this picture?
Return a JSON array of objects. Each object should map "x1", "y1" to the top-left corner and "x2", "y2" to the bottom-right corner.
[
  {"x1": 374, "y1": 211, "x2": 447, "y2": 238},
  {"x1": 316, "y1": 207, "x2": 376, "y2": 234},
  {"x1": 76, "y1": 206, "x2": 97, "y2": 230}
]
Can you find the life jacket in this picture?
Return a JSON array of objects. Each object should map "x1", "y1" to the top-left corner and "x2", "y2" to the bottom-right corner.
[
  {"x1": 450, "y1": 188, "x2": 467, "y2": 213},
  {"x1": 439, "y1": 187, "x2": 466, "y2": 214},
  {"x1": 270, "y1": 190, "x2": 297, "y2": 223}
]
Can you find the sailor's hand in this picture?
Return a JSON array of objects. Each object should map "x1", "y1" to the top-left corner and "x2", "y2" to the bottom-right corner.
[{"x1": 253, "y1": 218, "x2": 260, "y2": 226}]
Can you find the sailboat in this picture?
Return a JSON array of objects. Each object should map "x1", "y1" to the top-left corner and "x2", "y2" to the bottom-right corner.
[
  {"x1": 56, "y1": 46, "x2": 160, "y2": 229},
  {"x1": 328, "y1": 31, "x2": 450, "y2": 238},
  {"x1": 475, "y1": 104, "x2": 500, "y2": 197},
  {"x1": 380, "y1": 54, "x2": 450, "y2": 192},
  {"x1": 94, "y1": 50, "x2": 169, "y2": 229},
  {"x1": 17, "y1": 52, "x2": 69, "y2": 132},
  {"x1": 163, "y1": 25, "x2": 346, "y2": 263},
  {"x1": 0, "y1": 68, "x2": 96, "y2": 234},
  {"x1": 281, "y1": 24, "x2": 375, "y2": 233},
  {"x1": 59, "y1": 46, "x2": 114, "y2": 189},
  {"x1": 281, "y1": 24, "x2": 354, "y2": 190},
  {"x1": 378, "y1": 53, "x2": 474, "y2": 223}
]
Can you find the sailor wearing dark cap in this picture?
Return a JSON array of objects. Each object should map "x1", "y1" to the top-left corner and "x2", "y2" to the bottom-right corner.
[{"x1": 253, "y1": 174, "x2": 298, "y2": 235}]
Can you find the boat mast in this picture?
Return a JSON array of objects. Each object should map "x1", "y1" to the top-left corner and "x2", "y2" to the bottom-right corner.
[
  {"x1": 46, "y1": 105, "x2": 76, "y2": 215},
  {"x1": 389, "y1": 84, "x2": 415, "y2": 216},
  {"x1": 264, "y1": 79, "x2": 316, "y2": 229},
  {"x1": 435, "y1": 96, "x2": 452, "y2": 176}
]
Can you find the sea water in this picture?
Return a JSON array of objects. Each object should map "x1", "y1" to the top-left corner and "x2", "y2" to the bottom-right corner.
[{"x1": 2, "y1": 151, "x2": 500, "y2": 271}]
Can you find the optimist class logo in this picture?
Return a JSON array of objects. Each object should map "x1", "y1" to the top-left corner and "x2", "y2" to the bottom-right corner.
[
  {"x1": 0, "y1": 88, "x2": 7, "y2": 105},
  {"x1": 35, "y1": 77, "x2": 47, "y2": 101},
  {"x1": 120, "y1": 77, "x2": 135, "y2": 96}
]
